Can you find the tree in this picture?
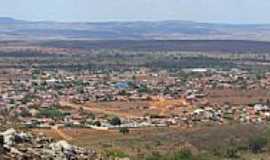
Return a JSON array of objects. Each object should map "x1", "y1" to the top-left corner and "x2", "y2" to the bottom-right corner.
[
  {"x1": 93, "y1": 121, "x2": 101, "y2": 127},
  {"x1": 119, "y1": 127, "x2": 129, "y2": 135},
  {"x1": 266, "y1": 99, "x2": 270, "y2": 106},
  {"x1": 38, "y1": 107, "x2": 65, "y2": 119},
  {"x1": 110, "y1": 116, "x2": 121, "y2": 126},
  {"x1": 87, "y1": 112, "x2": 96, "y2": 120}
]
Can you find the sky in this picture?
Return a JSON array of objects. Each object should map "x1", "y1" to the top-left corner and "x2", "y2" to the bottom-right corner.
[{"x1": 0, "y1": 0, "x2": 270, "y2": 24}]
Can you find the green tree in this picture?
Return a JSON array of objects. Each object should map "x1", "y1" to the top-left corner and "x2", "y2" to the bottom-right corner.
[{"x1": 110, "y1": 116, "x2": 121, "y2": 126}]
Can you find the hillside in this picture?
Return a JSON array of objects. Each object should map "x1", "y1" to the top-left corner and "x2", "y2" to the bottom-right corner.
[{"x1": 1, "y1": 17, "x2": 270, "y2": 40}]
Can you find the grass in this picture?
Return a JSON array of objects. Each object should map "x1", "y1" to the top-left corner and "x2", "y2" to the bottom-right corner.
[{"x1": 32, "y1": 123, "x2": 270, "y2": 160}]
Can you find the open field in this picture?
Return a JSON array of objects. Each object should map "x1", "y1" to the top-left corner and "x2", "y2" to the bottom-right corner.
[
  {"x1": 32, "y1": 124, "x2": 269, "y2": 159},
  {"x1": 60, "y1": 99, "x2": 193, "y2": 119},
  {"x1": 206, "y1": 88, "x2": 270, "y2": 105},
  {"x1": 59, "y1": 87, "x2": 270, "y2": 119}
]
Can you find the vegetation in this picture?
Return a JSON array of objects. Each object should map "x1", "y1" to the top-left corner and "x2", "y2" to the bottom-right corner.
[
  {"x1": 119, "y1": 127, "x2": 129, "y2": 135},
  {"x1": 103, "y1": 149, "x2": 129, "y2": 159},
  {"x1": 2, "y1": 40, "x2": 270, "y2": 72},
  {"x1": 68, "y1": 124, "x2": 270, "y2": 160},
  {"x1": 248, "y1": 136, "x2": 268, "y2": 153},
  {"x1": 93, "y1": 121, "x2": 101, "y2": 127},
  {"x1": 144, "y1": 150, "x2": 200, "y2": 160},
  {"x1": 38, "y1": 107, "x2": 68, "y2": 119},
  {"x1": 110, "y1": 116, "x2": 121, "y2": 126}
]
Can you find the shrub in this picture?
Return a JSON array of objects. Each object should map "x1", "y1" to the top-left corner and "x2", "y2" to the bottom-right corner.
[
  {"x1": 249, "y1": 136, "x2": 268, "y2": 153},
  {"x1": 145, "y1": 150, "x2": 194, "y2": 160},
  {"x1": 225, "y1": 147, "x2": 239, "y2": 158},
  {"x1": 119, "y1": 127, "x2": 129, "y2": 134},
  {"x1": 110, "y1": 116, "x2": 121, "y2": 126},
  {"x1": 172, "y1": 150, "x2": 193, "y2": 160},
  {"x1": 93, "y1": 121, "x2": 101, "y2": 127},
  {"x1": 104, "y1": 150, "x2": 129, "y2": 159},
  {"x1": 87, "y1": 112, "x2": 96, "y2": 120}
]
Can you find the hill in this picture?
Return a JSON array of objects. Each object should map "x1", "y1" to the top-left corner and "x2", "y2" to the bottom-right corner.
[{"x1": 1, "y1": 17, "x2": 270, "y2": 40}]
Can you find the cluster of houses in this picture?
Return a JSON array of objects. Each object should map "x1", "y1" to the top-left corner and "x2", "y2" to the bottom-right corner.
[
  {"x1": 174, "y1": 102, "x2": 270, "y2": 127},
  {"x1": 0, "y1": 67, "x2": 269, "y2": 130}
]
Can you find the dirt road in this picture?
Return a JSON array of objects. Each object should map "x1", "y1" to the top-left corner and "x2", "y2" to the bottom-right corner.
[
  {"x1": 51, "y1": 125, "x2": 73, "y2": 141},
  {"x1": 59, "y1": 100, "x2": 138, "y2": 119}
]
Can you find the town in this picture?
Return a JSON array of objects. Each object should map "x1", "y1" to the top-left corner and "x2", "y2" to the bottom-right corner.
[
  {"x1": 1, "y1": 39, "x2": 270, "y2": 159},
  {"x1": 2, "y1": 0, "x2": 270, "y2": 159},
  {"x1": 0, "y1": 67, "x2": 269, "y2": 131}
]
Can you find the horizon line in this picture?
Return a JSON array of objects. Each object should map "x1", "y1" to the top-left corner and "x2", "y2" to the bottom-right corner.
[{"x1": 2, "y1": 16, "x2": 270, "y2": 26}]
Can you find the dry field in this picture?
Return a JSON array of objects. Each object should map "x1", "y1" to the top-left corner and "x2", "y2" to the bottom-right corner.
[
  {"x1": 206, "y1": 88, "x2": 270, "y2": 105},
  {"x1": 61, "y1": 100, "x2": 191, "y2": 119},
  {"x1": 61, "y1": 88, "x2": 270, "y2": 120},
  {"x1": 32, "y1": 124, "x2": 267, "y2": 158}
]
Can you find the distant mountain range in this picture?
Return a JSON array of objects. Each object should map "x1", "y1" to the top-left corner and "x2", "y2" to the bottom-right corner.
[{"x1": 1, "y1": 17, "x2": 270, "y2": 40}]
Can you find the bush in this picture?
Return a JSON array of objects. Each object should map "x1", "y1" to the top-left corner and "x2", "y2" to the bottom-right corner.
[
  {"x1": 119, "y1": 127, "x2": 129, "y2": 134},
  {"x1": 104, "y1": 150, "x2": 129, "y2": 159},
  {"x1": 110, "y1": 116, "x2": 121, "y2": 126},
  {"x1": 172, "y1": 150, "x2": 193, "y2": 160},
  {"x1": 225, "y1": 147, "x2": 239, "y2": 158},
  {"x1": 93, "y1": 121, "x2": 101, "y2": 127},
  {"x1": 249, "y1": 136, "x2": 268, "y2": 153},
  {"x1": 145, "y1": 150, "x2": 194, "y2": 160},
  {"x1": 87, "y1": 112, "x2": 96, "y2": 120}
]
